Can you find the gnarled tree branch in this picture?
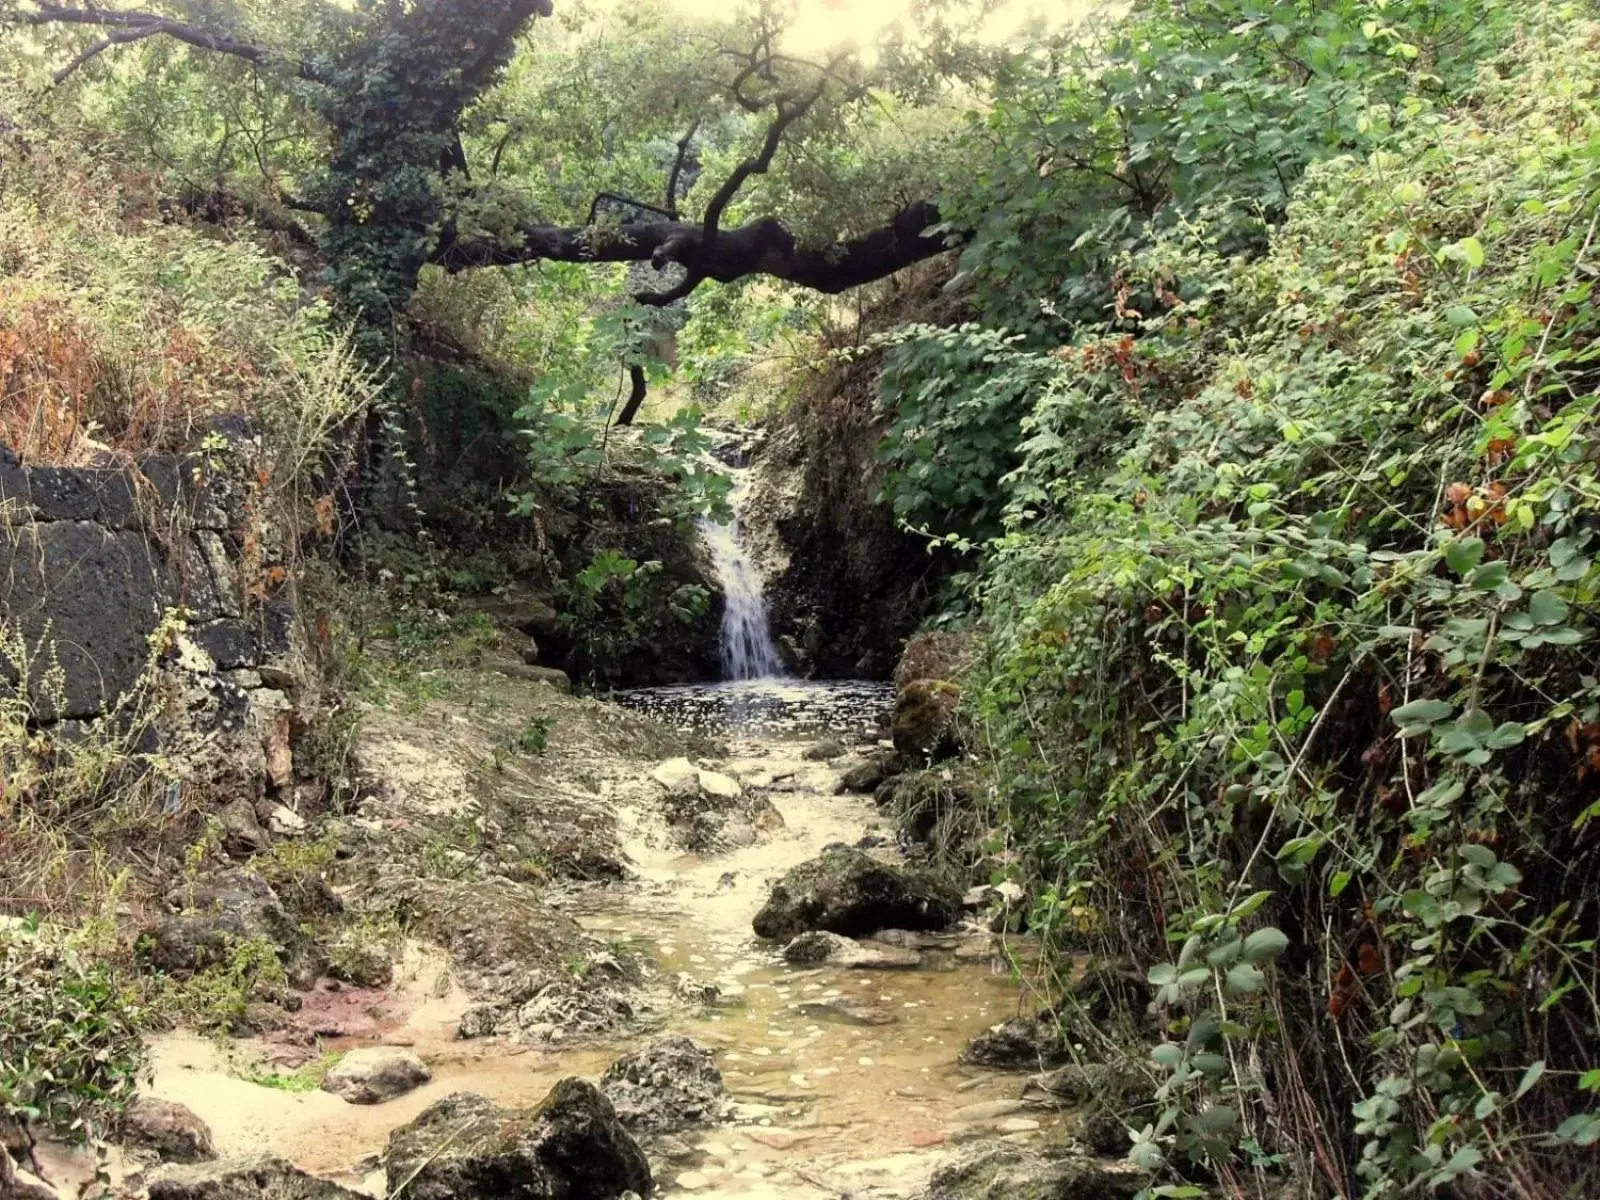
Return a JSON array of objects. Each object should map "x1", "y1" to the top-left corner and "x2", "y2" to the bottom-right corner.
[
  {"x1": 16, "y1": 3, "x2": 326, "y2": 82},
  {"x1": 435, "y1": 200, "x2": 960, "y2": 303}
]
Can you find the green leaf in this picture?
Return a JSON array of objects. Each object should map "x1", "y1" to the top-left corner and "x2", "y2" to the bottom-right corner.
[
  {"x1": 1514, "y1": 1060, "x2": 1546, "y2": 1100},
  {"x1": 1454, "y1": 328, "x2": 1480, "y2": 358},
  {"x1": 1189, "y1": 1105, "x2": 1239, "y2": 1134},
  {"x1": 1241, "y1": 926, "x2": 1290, "y2": 963},
  {"x1": 1467, "y1": 560, "x2": 1509, "y2": 590},
  {"x1": 1151, "y1": 1042, "x2": 1184, "y2": 1068},
  {"x1": 1391, "y1": 698, "x2": 1454, "y2": 728},
  {"x1": 1329, "y1": 870, "x2": 1352, "y2": 897},
  {"x1": 1555, "y1": 1113, "x2": 1600, "y2": 1146},
  {"x1": 1224, "y1": 962, "x2": 1265, "y2": 995},
  {"x1": 1550, "y1": 537, "x2": 1580, "y2": 568},
  {"x1": 1445, "y1": 305, "x2": 1478, "y2": 329},
  {"x1": 1191, "y1": 1052, "x2": 1229, "y2": 1075},
  {"x1": 1444, "y1": 537, "x2": 1485, "y2": 574},
  {"x1": 1486, "y1": 722, "x2": 1527, "y2": 750},
  {"x1": 1393, "y1": 180, "x2": 1425, "y2": 205},
  {"x1": 1444, "y1": 236, "x2": 1486, "y2": 270},
  {"x1": 1529, "y1": 590, "x2": 1569, "y2": 626}
]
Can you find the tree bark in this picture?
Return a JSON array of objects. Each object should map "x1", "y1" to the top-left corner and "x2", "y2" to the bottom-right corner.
[
  {"x1": 616, "y1": 364, "x2": 649, "y2": 426},
  {"x1": 434, "y1": 200, "x2": 958, "y2": 299}
]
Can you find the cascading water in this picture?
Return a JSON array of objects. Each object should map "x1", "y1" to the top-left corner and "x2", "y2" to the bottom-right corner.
[{"x1": 700, "y1": 472, "x2": 786, "y2": 681}]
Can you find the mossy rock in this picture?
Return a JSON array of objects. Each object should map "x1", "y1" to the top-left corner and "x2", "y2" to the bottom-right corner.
[{"x1": 891, "y1": 679, "x2": 961, "y2": 759}]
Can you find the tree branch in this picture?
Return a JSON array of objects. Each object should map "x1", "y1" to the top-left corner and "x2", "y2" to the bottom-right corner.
[
  {"x1": 17, "y1": 3, "x2": 325, "y2": 82},
  {"x1": 701, "y1": 72, "x2": 830, "y2": 247},
  {"x1": 434, "y1": 200, "x2": 961, "y2": 302},
  {"x1": 633, "y1": 269, "x2": 704, "y2": 307},
  {"x1": 664, "y1": 118, "x2": 700, "y2": 216},
  {"x1": 50, "y1": 25, "x2": 160, "y2": 83},
  {"x1": 615, "y1": 363, "x2": 648, "y2": 426}
]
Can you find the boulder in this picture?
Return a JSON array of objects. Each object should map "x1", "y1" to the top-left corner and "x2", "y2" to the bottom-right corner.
[
  {"x1": 147, "y1": 1156, "x2": 368, "y2": 1200},
  {"x1": 493, "y1": 663, "x2": 571, "y2": 692},
  {"x1": 599, "y1": 1037, "x2": 728, "y2": 1134},
  {"x1": 780, "y1": 930, "x2": 922, "y2": 969},
  {"x1": 122, "y1": 1096, "x2": 217, "y2": 1163},
  {"x1": 836, "y1": 751, "x2": 904, "y2": 794},
  {"x1": 891, "y1": 680, "x2": 961, "y2": 759},
  {"x1": 1076, "y1": 1108, "x2": 1133, "y2": 1157},
  {"x1": 959, "y1": 1010, "x2": 1070, "y2": 1071},
  {"x1": 320, "y1": 1047, "x2": 431, "y2": 1105},
  {"x1": 802, "y1": 739, "x2": 846, "y2": 762},
  {"x1": 696, "y1": 770, "x2": 741, "y2": 800},
  {"x1": 1028, "y1": 1062, "x2": 1147, "y2": 1109},
  {"x1": 0, "y1": 1153, "x2": 58, "y2": 1200},
  {"x1": 384, "y1": 1084, "x2": 651, "y2": 1200},
  {"x1": 752, "y1": 845, "x2": 962, "y2": 942},
  {"x1": 142, "y1": 871, "x2": 305, "y2": 978},
  {"x1": 921, "y1": 1145, "x2": 1145, "y2": 1200},
  {"x1": 650, "y1": 758, "x2": 700, "y2": 794},
  {"x1": 217, "y1": 798, "x2": 266, "y2": 857},
  {"x1": 893, "y1": 631, "x2": 978, "y2": 691}
]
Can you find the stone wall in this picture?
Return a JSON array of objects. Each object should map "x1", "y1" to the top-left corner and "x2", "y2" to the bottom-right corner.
[{"x1": 0, "y1": 444, "x2": 305, "y2": 799}]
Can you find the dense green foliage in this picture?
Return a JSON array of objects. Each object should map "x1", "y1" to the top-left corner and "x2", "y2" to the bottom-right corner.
[
  {"x1": 0, "y1": 923, "x2": 145, "y2": 1139},
  {"x1": 916, "y1": 8, "x2": 1600, "y2": 1196},
  {"x1": 10, "y1": 1, "x2": 1600, "y2": 1195}
]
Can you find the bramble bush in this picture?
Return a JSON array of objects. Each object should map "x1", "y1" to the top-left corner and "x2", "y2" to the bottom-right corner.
[{"x1": 945, "y1": 10, "x2": 1600, "y2": 1199}]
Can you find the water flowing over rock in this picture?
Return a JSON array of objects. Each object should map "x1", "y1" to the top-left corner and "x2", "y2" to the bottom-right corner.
[
  {"x1": 699, "y1": 470, "x2": 785, "y2": 680},
  {"x1": 384, "y1": 1084, "x2": 652, "y2": 1200},
  {"x1": 752, "y1": 844, "x2": 963, "y2": 941},
  {"x1": 781, "y1": 930, "x2": 923, "y2": 969}
]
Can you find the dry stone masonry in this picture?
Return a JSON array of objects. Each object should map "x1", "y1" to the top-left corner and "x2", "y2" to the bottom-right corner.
[{"x1": 0, "y1": 443, "x2": 306, "y2": 798}]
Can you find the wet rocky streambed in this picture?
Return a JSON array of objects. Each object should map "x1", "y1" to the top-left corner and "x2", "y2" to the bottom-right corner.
[{"x1": 51, "y1": 679, "x2": 1140, "y2": 1200}]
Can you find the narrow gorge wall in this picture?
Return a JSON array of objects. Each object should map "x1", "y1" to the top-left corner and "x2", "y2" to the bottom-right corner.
[{"x1": 747, "y1": 363, "x2": 950, "y2": 680}]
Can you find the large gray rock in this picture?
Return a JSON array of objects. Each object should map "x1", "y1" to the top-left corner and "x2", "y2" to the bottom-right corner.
[
  {"x1": 122, "y1": 1096, "x2": 216, "y2": 1163},
  {"x1": 0, "y1": 1156, "x2": 59, "y2": 1200},
  {"x1": 384, "y1": 1084, "x2": 651, "y2": 1200},
  {"x1": 599, "y1": 1037, "x2": 727, "y2": 1134},
  {"x1": 0, "y1": 453, "x2": 252, "y2": 722},
  {"x1": 320, "y1": 1048, "x2": 431, "y2": 1105},
  {"x1": 752, "y1": 845, "x2": 962, "y2": 941},
  {"x1": 147, "y1": 1156, "x2": 367, "y2": 1200}
]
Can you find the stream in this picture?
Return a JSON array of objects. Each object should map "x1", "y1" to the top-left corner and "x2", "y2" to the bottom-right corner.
[
  {"x1": 108, "y1": 468, "x2": 1057, "y2": 1200},
  {"x1": 129, "y1": 681, "x2": 1053, "y2": 1199}
]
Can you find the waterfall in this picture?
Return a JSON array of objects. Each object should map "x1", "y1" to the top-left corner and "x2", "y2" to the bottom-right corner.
[{"x1": 700, "y1": 472, "x2": 785, "y2": 681}]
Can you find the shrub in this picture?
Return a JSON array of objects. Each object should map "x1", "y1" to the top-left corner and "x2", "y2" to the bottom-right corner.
[
  {"x1": 969, "y1": 16, "x2": 1600, "y2": 1198},
  {"x1": 0, "y1": 921, "x2": 145, "y2": 1140}
]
